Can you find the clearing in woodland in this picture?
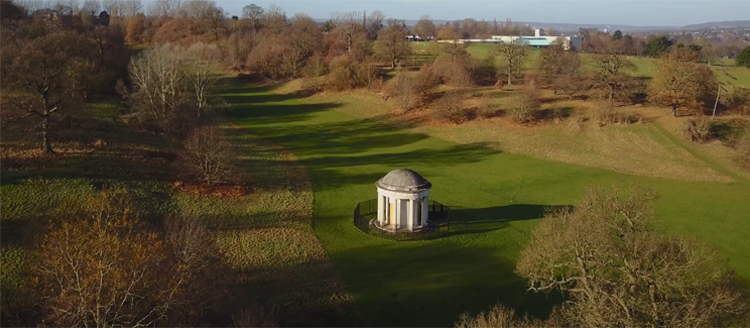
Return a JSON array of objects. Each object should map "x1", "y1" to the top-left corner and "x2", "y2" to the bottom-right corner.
[{"x1": 223, "y1": 79, "x2": 750, "y2": 327}]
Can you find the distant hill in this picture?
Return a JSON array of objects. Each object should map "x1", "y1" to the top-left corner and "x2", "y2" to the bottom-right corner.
[
  {"x1": 511, "y1": 22, "x2": 678, "y2": 33},
  {"x1": 401, "y1": 20, "x2": 679, "y2": 33},
  {"x1": 681, "y1": 20, "x2": 750, "y2": 29},
  {"x1": 315, "y1": 18, "x2": 749, "y2": 33}
]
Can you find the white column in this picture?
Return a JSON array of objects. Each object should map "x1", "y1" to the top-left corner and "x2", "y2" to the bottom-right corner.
[
  {"x1": 407, "y1": 199, "x2": 414, "y2": 231},
  {"x1": 377, "y1": 195, "x2": 384, "y2": 226},
  {"x1": 394, "y1": 199, "x2": 400, "y2": 231},
  {"x1": 413, "y1": 198, "x2": 421, "y2": 229},
  {"x1": 422, "y1": 196, "x2": 429, "y2": 226},
  {"x1": 387, "y1": 197, "x2": 392, "y2": 228}
]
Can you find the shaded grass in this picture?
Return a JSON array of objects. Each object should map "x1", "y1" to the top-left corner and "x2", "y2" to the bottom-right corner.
[
  {"x1": 0, "y1": 100, "x2": 359, "y2": 326},
  {"x1": 296, "y1": 88, "x2": 732, "y2": 183},
  {"x1": 224, "y1": 78, "x2": 750, "y2": 327},
  {"x1": 216, "y1": 227, "x2": 357, "y2": 326}
]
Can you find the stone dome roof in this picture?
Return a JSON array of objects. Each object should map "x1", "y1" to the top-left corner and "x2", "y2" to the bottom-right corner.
[{"x1": 376, "y1": 169, "x2": 432, "y2": 192}]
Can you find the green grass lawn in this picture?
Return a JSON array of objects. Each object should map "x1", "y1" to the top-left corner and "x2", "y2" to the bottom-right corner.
[
  {"x1": 456, "y1": 43, "x2": 750, "y2": 86},
  {"x1": 223, "y1": 81, "x2": 750, "y2": 327}
]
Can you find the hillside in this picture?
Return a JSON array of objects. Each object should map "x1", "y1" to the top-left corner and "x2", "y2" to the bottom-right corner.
[{"x1": 682, "y1": 20, "x2": 750, "y2": 29}]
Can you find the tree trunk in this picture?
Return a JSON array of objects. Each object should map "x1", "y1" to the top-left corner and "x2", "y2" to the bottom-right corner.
[
  {"x1": 712, "y1": 85, "x2": 721, "y2": 120},
  {"x1": 507, "y1": 74, "x2": 512, "y2": 86},
  {"x1": 42, "y1": 115, "x2": 54, "y2": 154}
]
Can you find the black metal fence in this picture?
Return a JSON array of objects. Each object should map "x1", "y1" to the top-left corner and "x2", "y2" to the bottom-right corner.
[{"x1": 353, "y1": 198, "x2": 450, "y2": 241}]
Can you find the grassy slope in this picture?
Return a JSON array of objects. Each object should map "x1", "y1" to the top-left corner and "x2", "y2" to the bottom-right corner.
[{"x1": 224, "y1": 81, "x2": 750, "y2": 327}]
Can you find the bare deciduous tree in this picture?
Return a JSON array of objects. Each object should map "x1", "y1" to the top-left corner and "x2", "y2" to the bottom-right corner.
[
  {"x1": 35, "y1": 192, "x2": 176, "y2": 327},
  {"x1": 413, "y1": 15, "x2": 436, "y2": 39},
  {"x1": 128, "y1": 44, "x2": 186, "y2": 121},
  {"x1": 591, "y1": 48, "x2": 636, "y2": 107},
  {"x1": 35, "y1": 191, "x2": 229, "y2": 327},
  {"x1": 241, "y1": 3, "x2": 263, "y2": 35},
  {"x1": 182, "y1": 126, "x2": 237, "y2": 185},
  {"x1": 332, "y1": 11, "x2": 364, "y2": 56},
  {"x1": 163, "y1": 215, "x2": 228, "y2": 322},
  {"x1": 148, "y1": 0, "x2": 180, "y2": 17},
  {"x1": 178, "y1": 0, "x2": 226, "y2": 40},
  {"x1": 81, "y1": 0, "x2": 100, "y2": 15},
  {"x1": 516, "y1": 185, "x2": 749, "y2": 327},
  {"x1": 374, "y1": 18, "x2": 410, "y2": 69},
  {"x1": 260, "y1": 3, "x2": 285, "y2": 33},
  {"x1": 120, "y1": 0, "x2": 141, "y2": 17},
  {"x1": 509, "y1": 85, "x2": 541, "y2": 123},
  {"x1": 284, "y1": 14, "x2": 322, "y2": 77},
  {"x1": 365, "y1": 10, "x2": 384, "y2": 38},
  {"x1": 182, "y1": 54, "x2": 222, "y2": 117},
  {"x1": 493, "y1": 39, "x2": 529, "y2": 85},
  {"x1": 1, "y1": 31, "x2": 88, "y2": 154},
  {"x1": 649, "y1": 47, "x2": 718, "y2": 117},
  {"x1": 538, "y1": 41, "x2": 585, "y2": 98},
  {"x1": 455, "y1": 304, "x2": 551, "y2": 328}
]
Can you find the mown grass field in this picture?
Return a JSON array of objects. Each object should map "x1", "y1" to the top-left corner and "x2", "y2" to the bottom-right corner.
[
  {"x1": 223, "y1": 80, "x2": 750, "y2": 327},
  {"x1": 411, "y1": 42, "x2": 750, "y2": 86},
  {"x1": 0, "y1": 101, "x2": 359, "y2": 326}
]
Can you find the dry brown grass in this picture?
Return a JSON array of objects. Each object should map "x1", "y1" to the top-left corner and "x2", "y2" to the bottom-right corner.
[
  {"x1": 196, "y1": 125, "x2": 361, "y2": 324},
  {"x1": 283, "y1": 81, "x2": 739, "y2": 183}
]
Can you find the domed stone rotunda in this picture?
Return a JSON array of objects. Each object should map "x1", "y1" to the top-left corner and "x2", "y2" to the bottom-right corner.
[{"x1": 375, "y1": 169, "x2": 432, "y2": 232}]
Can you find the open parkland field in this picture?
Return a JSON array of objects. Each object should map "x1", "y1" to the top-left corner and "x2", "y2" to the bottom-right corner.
[
  {"x1": 3, "y1": 42, "x2": 750, "y2": 327},
  {"x1": 216, "y1": 44, "x2": 750, "y2": 325}
]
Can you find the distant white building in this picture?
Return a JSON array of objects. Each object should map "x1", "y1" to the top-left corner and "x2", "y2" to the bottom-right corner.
[{"x1": 438, "y1": 28, "x2": 585, "y2": 50}]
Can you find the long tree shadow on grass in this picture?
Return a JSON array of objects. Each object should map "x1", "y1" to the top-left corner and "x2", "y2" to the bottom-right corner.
[
  {"x1": 224, "y1": 257, "x2": 369, "y2": 327},
  {"x1": 446, "y1": 204, "x2": 573, "y2": 236},
  {"x1": 223, "y1": 85, "x2": 502, "y2": 192},
  {"x1": 331, "y1": 240, "x2": 564, "y2": 327}
]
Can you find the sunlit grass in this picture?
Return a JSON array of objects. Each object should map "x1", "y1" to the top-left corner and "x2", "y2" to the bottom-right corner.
[
  {"x1": 224, "y1": 79, "x2": 750, "y2": 327},
  {"x1": 412, "y1": 42, "x2": 750, "y2": 87}
]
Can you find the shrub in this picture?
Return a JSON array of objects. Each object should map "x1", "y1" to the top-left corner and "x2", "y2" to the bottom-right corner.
[
  {"x1": 724, "y1": 87, "x2": 750, "y2": 116},
  {"x1": 232, "y1": 307, "x2": 278, "y2": 327},
  {"x1": 431, "y1": 92, "x2": 471, "y2": 123},
  {"x1": 509, "y1": 89, "x2": 541, "y2": 123},
  {"x1": 736, "y1": 45, "x2": 750, "y2": 68},
  {"x1": 456, "y1": 304, "x2": 549, "y2": 328},
  {"x1": 475, "y1": 95, "x2": 502, "y2": 118},
  {"x1": 383, "y1": 72, "x2": 415, "y2": 111},
  {"x1": 431, "y1": 53, "x2": 474, "y2": 87},
  {"x1": 181, "y1": 126, "x2": 237, "y2": 185},
  {"x1": 384, "y1": 66, "x2": 440, "y2": 111},
  {"x1": 736, "y1": 131, "x2": 750, "y2": 166},
  {"x1": 325, "y1": 56, "x2": 377, "y2": 91},
  {"x1": 217, "y1": 31, "x2": 255, "y2": 71},
  {"x1": 707, "y1": 119, "x2": 750, "y2": 143},
  {"x1": 596, "y1": 107, "x2": 641, "y2": 126},
  {"x1": 246, "y1": 39, "x2": 290, "y2": 81},
  {"x1": 472, "y1": 55, "x2": 497, "y2": 84},
  {"x1": 683, "y1": 117, "x2": 712, "y2": 142}
]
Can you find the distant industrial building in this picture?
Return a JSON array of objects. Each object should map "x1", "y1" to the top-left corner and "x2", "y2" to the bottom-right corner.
[{"x1": 437, "y1": 29, "x2": 585, "y2": 50}]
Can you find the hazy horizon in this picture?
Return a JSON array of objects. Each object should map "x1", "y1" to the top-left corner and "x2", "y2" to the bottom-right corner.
[{"x1": 202, "y1": 0, "x2": 750, "y2": 27}]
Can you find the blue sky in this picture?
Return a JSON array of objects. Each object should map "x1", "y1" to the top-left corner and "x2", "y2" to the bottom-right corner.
[{"x1": 209, "y1": 0, "x2": 750, "y2": 26}]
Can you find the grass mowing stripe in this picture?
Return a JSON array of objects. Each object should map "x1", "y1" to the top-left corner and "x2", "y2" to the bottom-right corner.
[{"x1": 224, "y1": 79, "x2": 750, "y2": 327}]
